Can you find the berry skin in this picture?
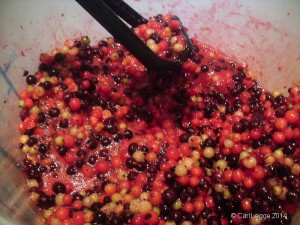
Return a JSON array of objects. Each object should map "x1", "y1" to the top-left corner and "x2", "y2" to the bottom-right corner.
[
  {"x1": 26, "y1": 75, "x2": 37, "y2": 85},
  {"x1": 272, "y1": 131, "x2": 286, "y2": 144},
  {"x1": 69, "y1": 98, "x2": 81, "y2": 111},
  {"x1": 162, "y1": 189, "x2": 178, "y2": 205},
  {"x1": 274, "y1": 117, "x2": 287, "y2": 131},
  {"x1": 95, "y1": 159, "x2": 110, "y2": 174},
  {"x1": 251, "y1": 165, "x2": 266, "y2": 180},
  {"x1": 285, "y1": 109, "x2": 299, "y2": 124},
  {"x1": 131, "y1": 214, "x2": 145, "y2": 225},
  {"x1": 144, "y1": 210, "x2": 159, "y2": 225},
  {"x1": 55, "y1": 206, "x2": 70, "y2": 221},
  {"x1": 243, "y1": 176, "x2": 255, "y2": 189},
  {"x1": 52, "y1": 182, "x2": 66, "y2": 194},
  {"x1": 232, "y1": 169, "x2": 244, "y2": 183},
  {"x1": 72, "y1": 211, "x2": 85, "y2": 225}
]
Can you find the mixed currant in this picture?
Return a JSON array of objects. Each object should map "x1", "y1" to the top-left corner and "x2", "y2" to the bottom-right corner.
[{"x1": 18, "y1": 14, "x2": 299, "y2": 225}]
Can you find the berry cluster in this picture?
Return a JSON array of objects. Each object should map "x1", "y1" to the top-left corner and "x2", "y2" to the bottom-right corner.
[{"x1": 18, "y1": 14, "x2": 299, "y2": 225}]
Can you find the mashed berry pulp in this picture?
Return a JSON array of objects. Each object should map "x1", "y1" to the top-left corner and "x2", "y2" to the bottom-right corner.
[{"x1": 18, "y1": 14, "x2": 300, "y2": 225}]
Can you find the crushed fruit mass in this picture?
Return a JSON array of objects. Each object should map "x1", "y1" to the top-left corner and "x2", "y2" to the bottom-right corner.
[{"x1": 18, "y1": 14, "x2": 300, "y2": 225}]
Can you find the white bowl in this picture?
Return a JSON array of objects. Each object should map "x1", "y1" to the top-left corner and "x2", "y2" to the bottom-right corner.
[{"x1": 0, "y1": 1, "x2": 299, "y2": 224}]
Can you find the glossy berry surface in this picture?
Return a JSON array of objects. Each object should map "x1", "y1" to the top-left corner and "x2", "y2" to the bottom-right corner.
[{"x1": 18, "y1": 13, "x2": 300, "y2": 225}]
